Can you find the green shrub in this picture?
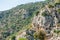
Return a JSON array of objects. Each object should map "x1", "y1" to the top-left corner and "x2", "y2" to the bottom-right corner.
[
  {"x1": 34, "y1": 30, "x2": 46, "y2": 40},
  {"x1": 19, "y1": 38, "x2": 28, "y2": 40},
  {"x1": 33, "y1": 10, "x2": 39, "y2": 16},
  {"x1": 57, "y1": 9, "x2": 60, "y2": 14},
  {"x1": 54, "y1": 29, "x2": 60, "y2": 34},
  {"x1": 11, "y1": 36, "x2": 16, "y2": 40},
  {"x1": 48, "y1": 4, "x2": 54, "y2": 8},
  {"x1": 42, "y1": 12, "x2": 47, "y2": 16}
]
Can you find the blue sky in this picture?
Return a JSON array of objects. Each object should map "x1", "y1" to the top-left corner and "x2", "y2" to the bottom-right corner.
[{"x1": 0, "y1": 0, "x2": 45, "y2": 11}]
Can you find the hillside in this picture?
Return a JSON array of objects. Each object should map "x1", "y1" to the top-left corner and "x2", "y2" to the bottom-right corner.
[
  {"x1": 0, "y1": 0, "x2": 60, "y2": 40},
  {"x1": 0, "y1": 1, "x2": 46, "y2": 40}
]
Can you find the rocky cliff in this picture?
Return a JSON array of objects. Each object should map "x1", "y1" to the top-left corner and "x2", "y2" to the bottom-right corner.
[{"x1": 31, "y1": 0, "x2": 60, "y2": 40}]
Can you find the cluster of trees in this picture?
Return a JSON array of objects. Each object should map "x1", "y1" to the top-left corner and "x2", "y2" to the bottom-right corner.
[
  {"x1": 34, "y1": 30, "x2": 46, "y2": 40},
  {"x1": 26, "y1": 27, "x2": 46, "y2": 40}
]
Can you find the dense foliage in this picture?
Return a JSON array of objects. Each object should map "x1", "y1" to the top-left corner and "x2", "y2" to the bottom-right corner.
[{"x1": 34, "y1": 30, "x2": 46, "y2": 40}]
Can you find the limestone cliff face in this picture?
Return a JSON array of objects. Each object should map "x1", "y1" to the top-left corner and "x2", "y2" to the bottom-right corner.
[{"x1": 32, "y1": 4, "x2": 60, "y2": 34}]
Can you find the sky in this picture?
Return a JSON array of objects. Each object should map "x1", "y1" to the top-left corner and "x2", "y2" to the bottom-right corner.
[{"x1": 0, "y1": 0, "x2": 45, "y2": 11}]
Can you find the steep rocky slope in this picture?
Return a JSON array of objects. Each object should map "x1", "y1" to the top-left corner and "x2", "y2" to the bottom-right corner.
[
  {"x1": 32, "y1": 5, "x2": 60, "y2": 40},
  {"x1": 0, "y1": 0, "x2": 60, "y2": 40},
  {"x1": 19, "y1": 0, "x2": 60, "y2": 40},
  {"x1": 13, "y1": 0, "x2": 60, "y2": 40},
  {"x1": 0, "y1": 1, "x2": 46, "y2": 40},
  {"x1": 26, "y1": 0, "x2": 60, "y2": 40}
]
